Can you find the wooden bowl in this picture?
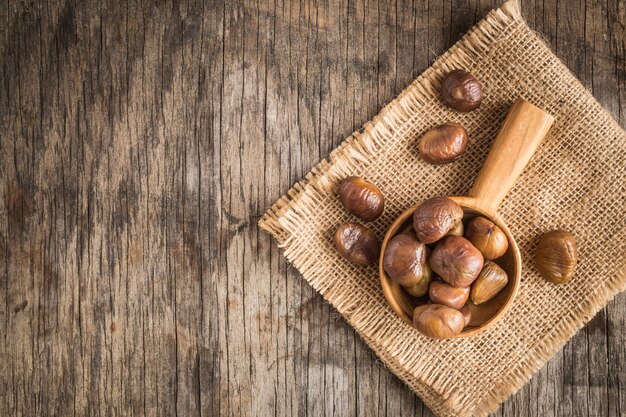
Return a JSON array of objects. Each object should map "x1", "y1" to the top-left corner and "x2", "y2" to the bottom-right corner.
[
  {"x1": 379, "y1": 197, "x2": 520, "y2": 337},
  {"x1": 379, "y1": 99, "x2": 554, "y2": 338}
]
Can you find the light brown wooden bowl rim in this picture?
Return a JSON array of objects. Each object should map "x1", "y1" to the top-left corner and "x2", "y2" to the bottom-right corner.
[{"x1": 379, "y1": 196, "x2": 521, "y2": 338}]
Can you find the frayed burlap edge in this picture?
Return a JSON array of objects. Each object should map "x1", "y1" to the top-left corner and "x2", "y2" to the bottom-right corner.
[
  {"x1": 473, "y1": 266, "x2": 626, "y2": 416},
  {"x1": 259, "y1": 1, "x2": 626, "y2": 416}
]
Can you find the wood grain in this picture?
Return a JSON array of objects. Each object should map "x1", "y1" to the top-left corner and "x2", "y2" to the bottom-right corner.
[{"x1": 0, "y1": 1, "x2": 623, "y2": 416}]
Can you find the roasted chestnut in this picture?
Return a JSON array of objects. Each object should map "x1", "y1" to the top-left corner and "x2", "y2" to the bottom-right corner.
[
  {"x1": 429, "y1": 236, "x2": 484, "y2": 287},
  {"x1": 413, "y1": 197, "x2": 463, "y2": 244},
  {"x1": 535, "y1": 230, "x2": 577, "y2": 284},
  {"x1": 334, "y1": 222, "x2": 380, "y2": 265},
  {"x1": 440, "y1": 69, "x2": 483, "y2": 112},
  {"x1": 459, "y1": 304, "x2": 472, "y2": 327},
  {"x1": 428, "y1": 280, "x2": 470, "y2": 309},
  {"x1": 470, "y1": 261, "x2": 508, "y2": 305},
  {"x1": 338, "y1": 176, "x2": 384, "y2": 222},
  {"x1": 446, "y1": 220, "x2": 464, "y2": 237},
  {"x1": 418, "y1": 122, "x2": 468, "y2": 165},
  {"x1": 413, "y1": 304, "x2": 465, "y2": 339},
  {"x1": 403, "y1": 263, "x2": 432, "y2": 297},
  {"x1": 383, "y1": 234, "x2": 428, "y2": 287},
  {"x1": 464, "y1": 216, "x2": 509, "y2": 260}
]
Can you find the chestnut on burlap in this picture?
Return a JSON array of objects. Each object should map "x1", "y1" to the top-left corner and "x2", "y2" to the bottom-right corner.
[{"x1": 259, "y1": 1, "x2": 626, "y2": 416}]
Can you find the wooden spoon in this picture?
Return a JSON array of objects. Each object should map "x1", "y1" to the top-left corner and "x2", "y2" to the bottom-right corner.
[{"x1": 380, "y1": 98, "x2": 555, "y2": 338}]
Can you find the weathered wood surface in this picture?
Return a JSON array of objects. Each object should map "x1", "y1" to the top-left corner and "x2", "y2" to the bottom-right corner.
[{"x1": 1, "y1": 0, "x2": 624, "y2": 416}]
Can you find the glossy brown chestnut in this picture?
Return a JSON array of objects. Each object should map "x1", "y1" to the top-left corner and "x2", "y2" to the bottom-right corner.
[
  {"x1": 446, "y1": 220, "x2": 464, "y2": 237},
  {"x1": 338, "y1": 176, "x2": 384, "y2": 222},
  {"x1": 334, "y1": 222, "x2": 380, "y2": 265},
  {"x1": 413, "y1": 304, "x2": 465, "y2": 339},
  {"x1": 412, "y1": 197, "x2": 464, "y2": 244},
  {"x1": 535, "y1": 230, "x2": 577, "y2": 284},
  {"x1": 418, "y1": 122, "x2": 469, "y2": 165},
  {"x1": 404, "y1": 279, "x2": 431, "y2": 297},
  {"x1": 465, "y1": 216, "x2": 509, "y2": 260},
  {"x1": 382, "y1": 234, "x2": 428, "y2": 287},
  {"x1": 440, "y1": 69, "x2": 483, "y2": 112},
  {"x1": 470, "y1": 261, "x2": 508, "y2": 305},
  {"x1": 459, "y1": 304, "x2": 472, "y2": 327},
  {"x1": 428, "y1": 280, "x2": 470, "y2": 309},
  {"x1": 403, "y1": 263, "x2": 432, "y2": 297},
  {"x1": 429, "y1": 236, "x2": 484, "y2": 287}
]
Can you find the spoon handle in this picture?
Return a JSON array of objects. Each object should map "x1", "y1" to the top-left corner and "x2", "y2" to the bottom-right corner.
[{"x1": 469, "y1": 98, "x2": 555, "y2": 215}]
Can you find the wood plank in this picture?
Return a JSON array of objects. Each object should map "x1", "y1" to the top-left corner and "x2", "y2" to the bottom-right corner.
[{"x1": 0, "y1": 1, "x2": 624, "y2": 417}]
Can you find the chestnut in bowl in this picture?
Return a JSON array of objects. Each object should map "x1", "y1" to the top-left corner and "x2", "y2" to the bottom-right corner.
[
  {"x1": 403, "y1": 272, "x2": 432, "y2": 297},
  {"x1": 429, "y1": 280, "x2": 470, "y2": 309},
  {"x1": 412, "y1": 196, "x2": 463, "y2": 244},
  {"x1": 465, "y1": 216, "x2": 509, "y2": 260},
  {"x1": 382, "y1": 233, "x2": 428, "y2": 287},
  {"x1": 430, "y1": 236, "x2": 484, "y2": 288},
  {"x1": 413, "y1": 304, "x2": 465, "y2": 339}
]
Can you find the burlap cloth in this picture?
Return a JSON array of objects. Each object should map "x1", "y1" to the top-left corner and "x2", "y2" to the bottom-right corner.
[{"x1": 258, "y1": 1, "x2": 626, "y2": 416}]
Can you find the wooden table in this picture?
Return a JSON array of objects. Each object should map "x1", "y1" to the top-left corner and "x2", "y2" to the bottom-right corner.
[{"x1": 2, "y1": 1, "x2": 624, "y2": 416}]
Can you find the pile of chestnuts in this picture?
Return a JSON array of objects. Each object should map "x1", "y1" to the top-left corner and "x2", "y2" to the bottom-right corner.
[
  {"x1": 384, "y1": 196, "x2": 510, "y2": 339},
  {"x1": 332, "y1": 68, "x2": 579, "y2": 339}
]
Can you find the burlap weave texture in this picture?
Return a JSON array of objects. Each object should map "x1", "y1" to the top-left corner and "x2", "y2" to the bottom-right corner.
[{"x1": 259, "y1": 1, "x2": 626, "y2": 416}]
